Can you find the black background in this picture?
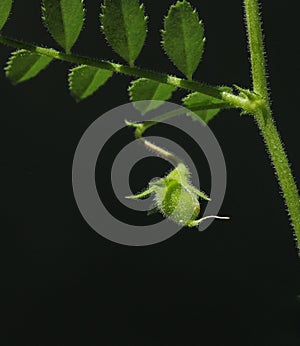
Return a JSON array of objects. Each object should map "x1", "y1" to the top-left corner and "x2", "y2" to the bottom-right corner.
[{"x1": 3, "y1": 0, "x2": 300, "y2": 345}]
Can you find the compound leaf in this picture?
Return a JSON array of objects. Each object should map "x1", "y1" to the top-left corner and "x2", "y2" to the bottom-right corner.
[
  {"x1": 129, "y1": 78, "x2": 176, "y2": 114},
  {"x1": 42, "y1": 0, "x2": 84, "y2": 53},
  {"x1": 5, "y1": 50, "x2": 52, "y2": 84},
  {"x1": 69, "y1": 65, "x2": 113, "y2": 100},
  {"x1": 182, "y1": 92, "x2": 224, "y2": 123},
  {"x1": 162, "y1": 0, "x2": 204, "y2": 80},
  {"x1": 101, "y1": 0, "x2": 147, "y2": 66},
  {"x1": 0, "y1": 0, "x2": 13, "y2": 30}
]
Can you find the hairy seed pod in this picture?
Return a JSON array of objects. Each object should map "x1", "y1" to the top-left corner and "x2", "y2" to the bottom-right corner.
[
  {"x1": 155, "y1": 179, "x2": 201, "y2": 225},
  {"x1": 126, "y1": 162, "x2": 227, "y2": 227}
]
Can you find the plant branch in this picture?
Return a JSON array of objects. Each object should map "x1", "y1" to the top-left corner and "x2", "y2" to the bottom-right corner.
[
  {"x1": 126, "y1": 103, "x2": 232, "y2": 139},
  {"x1": 0, "y1": 34, "x2": 241, "y2": 105},
  {"x1": 244, "y1": 0, "x2": 300, "y2": 251}
]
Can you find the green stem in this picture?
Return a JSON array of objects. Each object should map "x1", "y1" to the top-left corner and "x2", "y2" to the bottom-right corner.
[
  {"x1": 257, "y1": 112, "x2": 300, "y2": 247},
  {"x1": 128, "y1": 104, "x2": 233, "y2": 138},
  {"x1": 0, "y1": 34, "x2": 236, "y2": 103},
  {"x1": 244, "y1": 0, "x2": 300, "y2": 250},
  {"x1": 244, "y1": 0, "x2": 269, "y2": 101}
]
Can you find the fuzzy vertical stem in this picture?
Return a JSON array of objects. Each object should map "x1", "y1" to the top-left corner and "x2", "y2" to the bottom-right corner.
[
  {"x1": 244, "y1": 0, "x2": 268, "y2": 101},
  {"x1": 244, "y1": 0, "x2": 300, "y2": 251}
]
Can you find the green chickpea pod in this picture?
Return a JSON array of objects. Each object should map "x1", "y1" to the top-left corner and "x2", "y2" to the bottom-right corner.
[{"x1": 127, "y1": 159, "x2": 229, "y2": 227}]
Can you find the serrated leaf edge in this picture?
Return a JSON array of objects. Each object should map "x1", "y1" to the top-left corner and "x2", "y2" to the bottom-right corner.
[
  {"x1": 4, "y1": 49, "x2": 52, "y2": 84},
  {"x1": 100, "y1": 0, "x2": 147, "y2": 66},
  {"x1": 68, "y1": 64, "x2": 113, "y2": 101},
  {"x1": 161, "y1": 0, "x2": 205, "y2": 79},
  {"x1": 128, "y1": 78, "x2": 176, "y2": 101},
  {"x1": 42, "y1": 0, "x2": 85, "y2": 53}
]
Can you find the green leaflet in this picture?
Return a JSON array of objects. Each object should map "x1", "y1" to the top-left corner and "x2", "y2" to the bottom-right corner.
[
  {"x1": 69, "y1": 65, "x2": 113, "y2": 100},
  {"x1": 183, "y1": 92, "x2": 225, "y2": 123},
  {"x1": 182, "y1": 93, "x2": 220, "y2": 123},
  {"x1": 128, "y1": 78, "x2": 176, "y2": 114},
  {"x1": 42, "y1": 0, "x2": 84, "y2": 53},
  {"x1": 162, "y1": 0, "x2": 205, "y2": 80},
  {"x1": 5, "y1": 50, "x2": 52, "y2": 84},
  {"x1": 101, "y1": 0, "x2": 147, "y2": 66},
  {"x1": 0, "y1": 0, "x2": 13, "y2": 30}
]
